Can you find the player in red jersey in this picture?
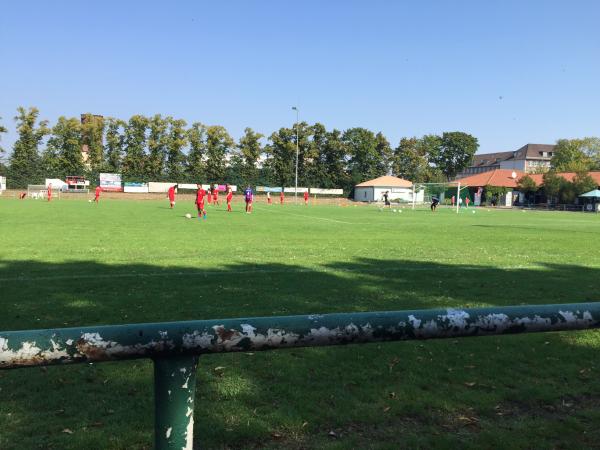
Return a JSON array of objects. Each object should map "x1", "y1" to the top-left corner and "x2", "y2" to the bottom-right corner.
[
  {"x1": 212, "y1": 185, "x2": 219, "y2": 206},
  {"x1": 206, "y1": 187, "x2": 212, "y2": 205},
  {"x1": 279, "y1": 191, "x2": 284, "y2": 205},
  {"x1": 303, "y1": 191, "x2": 309, "y2": 205},
  {"x1": 226, "y1": 187, "x2": 233, "y2": 212},
  {"x1": 195, "y1": 184, "x2": 207, "y2": 220},
  {"x1": 47, "y1": 183, "x2": 52, "y2": 202},
  {"x1": 167, "y1": 184, "x2": 177, "y2": 208},
  {"x1": 94, "y1": 185, "x2": 102, "y2": 203}
]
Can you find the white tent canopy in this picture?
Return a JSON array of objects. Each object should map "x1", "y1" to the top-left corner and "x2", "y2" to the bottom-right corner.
[{"x1": 579, "y1": 189, "x2": 600, "y2": 198}]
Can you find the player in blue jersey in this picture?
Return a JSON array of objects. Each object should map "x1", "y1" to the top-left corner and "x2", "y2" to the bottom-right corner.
[{"x1": 244, "y1": 186, "x2": 253, "y2": 214}]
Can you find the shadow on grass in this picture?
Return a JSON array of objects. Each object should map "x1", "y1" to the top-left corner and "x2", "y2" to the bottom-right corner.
[{"x1": 1, "y1": 258, "x2": 600, "y2": 449}]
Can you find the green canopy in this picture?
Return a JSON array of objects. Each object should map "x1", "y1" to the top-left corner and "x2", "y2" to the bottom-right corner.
[{"x1": 579, "y1": 189, "x2": 600, "y2": 198}]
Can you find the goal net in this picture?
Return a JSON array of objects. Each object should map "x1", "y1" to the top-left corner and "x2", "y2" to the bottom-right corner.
[
  {"x1": 411, "y1": 182, "x2": 470, "y2": 212},
  {"x1": 27, "y1": 184, "x2": 61, "y2": 200}
]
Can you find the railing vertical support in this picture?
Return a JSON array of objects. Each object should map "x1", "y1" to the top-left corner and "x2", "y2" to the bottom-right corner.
[{"x1": 154, "y1": 356, "x2": 199, "y2": 450}]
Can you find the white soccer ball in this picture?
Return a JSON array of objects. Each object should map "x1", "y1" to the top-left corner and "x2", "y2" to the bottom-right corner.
[
  {"x1": 88, "y1": 200, "x2": 92, "y2": 203},
  {"x1": 185, "y1": 213, "x2": 192, "y2": 219},
  {"x1": 472, "y1": 210, "x2": 475, "y2": 214},
  {"x1": 392, "y1": 209, "x2": 397, "y2": 213},
  {"x1": 399, "y1": 210, "x2": 402, "y2": 213}
]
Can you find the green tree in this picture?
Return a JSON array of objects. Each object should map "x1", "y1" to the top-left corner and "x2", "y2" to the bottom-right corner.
[
  {"x1": 165, "y1": 117, "x2": 187, "y2": 181},
  {"x1": 559, "y1": 179, "x2": 576, "y2": 204},
  {"x1": 393, "y1": 137, "x2": 431, "y2": 182},
  {"x1": 8, "y1": 107, "x2": 49, "y2": 187},
  {"x1": 46, "y1": 117, "x2": 84, "y2": 178},
  {"x1": 238, "y1": 127, "x2": 264, "y2": 186},
  {"x1": 572, "y1": 171, "x2": 597, "y2": 196},
  {"x1": 186, "y1": 122, "x2": 207, "y2": 182},
  {"x1": 551, "y1": 139, "x2": 593, "y2": 172},
  {"x1": 122, "y1": 115, "x2": 149, "y2": 180},
  {"x1": 343, "y1": 127, "x2": 384, "y2": 185},
  {"x1": 433, "y1": 132, "x2": 479, "y2": 180},
  {"x1": 205, "y1": 125, "x2": 233, "y2": 183},
  {"x1": 265, "y1": 126, "x2": 296, "y2": 187},
  {"x1": 81, "y1": 114, "x2": 104, "y2": 172},
  {"x1": 104, "y1": 117, "x2": 126, "y2": 172},
  {"x1": 375, "y1": 132, "x2": 392, "y2": 176},
  {"x1": 542, "y1": 171, "x2": 562, "y2": 204},
  {"x1": 321, "y1": 129, "x2": 349, "y2": 190},
  {"x1": 146, "y1": 114, "x2": 169, "y2": 180},
  {"x1": 516, "y1": 174, "x2": 538, "y2": 204},
  {"x1": 0, "y1": 117, "x2": 7, "y2": 156}
]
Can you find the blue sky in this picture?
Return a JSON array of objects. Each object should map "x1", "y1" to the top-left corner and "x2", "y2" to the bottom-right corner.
[{"x1": 1, "y1": 0, "x2": 599, "y2": 156}]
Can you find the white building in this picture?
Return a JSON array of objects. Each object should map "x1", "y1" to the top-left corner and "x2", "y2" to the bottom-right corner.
[{"x1": 354, "y1": 175, "x2": 423, "y2": 203}]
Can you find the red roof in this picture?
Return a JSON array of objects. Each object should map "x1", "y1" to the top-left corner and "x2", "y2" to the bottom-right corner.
[
  {"x1": 454, "y1": 169, "x2": 525, "y2": 188},
  {"x1": 529, "y1": 171, "x2": 600, "y2": 186}
]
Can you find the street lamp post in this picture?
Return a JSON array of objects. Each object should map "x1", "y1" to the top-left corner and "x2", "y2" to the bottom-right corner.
[{"x1": 292, "y1": 106, "x2": 299, "y2": 203}]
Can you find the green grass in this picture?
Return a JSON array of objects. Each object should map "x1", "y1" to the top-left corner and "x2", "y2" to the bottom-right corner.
[{"x1": 1, "y1": 197, "x2": 600, "y2": 449}]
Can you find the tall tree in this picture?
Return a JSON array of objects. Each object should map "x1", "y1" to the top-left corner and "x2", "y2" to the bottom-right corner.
[
  {"x1": 165, "y1": 117, "x2": 187, "y2": 181},
  {"x1": 572, "y1": 171, "x2": 597, "y2": 196},
  {"x1": 104, "y1": 117, "x2": 126, "y2": 172},
  {"x1": 238, "y1": 127, "x2": 263, "y2": 186},
  {"x1": 205, "y1": 125, "x2": 233, "y2": 183},
  {"x1": 265, "y1": 126, "x2": 296, "y2": 187},
  {"x1": 46, "y1": 117, "x2": 84, "y2": 178},
  {"x1": 343, "y1": 127, "x2": 384, "y2": 184},
  {"x1": 81, "y1": 113, "x2": 104, "y2": 172},
  {"x1": 375, "y1": 132, "x2": 392, "y2": 176},
  {"x1": 319, "y1": 128, "x2": 348, "y2": 189},
  {"x1": 433, "y1": 132, "x2": 478, "y2": 180},
  {"x1": 542, "y1": 171, "x2": 562, "y2": 204},
  {"x1": 146, "y1": 114, "x2": 169, "y2": 180},
  {"x1": 9, "y1": 107, "x2": 49, "y2": 187},
  {"x1": 186, "y1": 122, "x2": 207, "y2": 181},
  {"x1": 0, "y1": 117, "x2": 7, "y2": 156},
  {"x1": 393, "y1": 137, "x2": 430, "y2": 182},
  {"x1": 551, "y1": 138, "x2": 599, "y2": 172},
  {"x1": 122, "y1": 115, "x2": 148, "y2": 180}
]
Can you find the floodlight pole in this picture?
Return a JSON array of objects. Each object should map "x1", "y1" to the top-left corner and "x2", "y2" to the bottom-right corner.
[{"x1": 292, "y1": 106, "x2": 299, "y2": 203}]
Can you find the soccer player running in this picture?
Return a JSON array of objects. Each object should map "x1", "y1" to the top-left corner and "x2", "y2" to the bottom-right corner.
[
  {"x1": 304, "y1": 190, "x2": 309, "y2": 206},
  {"x1": 94, "y1": 185, "x2": 102, "y2": 203},
  {"x1": 195, "y1": 184, "x2": 207, "y2": 220},
  {"x1": 167, "y1": 184, "x2": 177, "y2": 208},
  {"x1": 430, "y1": 196, "x2": 440, "y2": 212},
  {"x1": 226, "y1": 187, "x2": 233, "y2": 212},
  {"x1": 47, "y1": 183, "x2": 52, "y2": 202},
  {"x1": 244, "y1": 185, "x2": 253, "y2": 214},
  {"x1": 383, "y1": 191, "x2": 391, "y2": 209}
]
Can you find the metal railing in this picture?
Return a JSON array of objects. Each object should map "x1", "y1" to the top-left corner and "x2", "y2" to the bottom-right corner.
[{"x1": 1, "y1": 302, "x2": 600, "y2": 449}]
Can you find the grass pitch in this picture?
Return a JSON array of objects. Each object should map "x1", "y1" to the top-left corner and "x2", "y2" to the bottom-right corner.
[{"x1": 1, "y1": 197, "x2": 600, "y2": 449}]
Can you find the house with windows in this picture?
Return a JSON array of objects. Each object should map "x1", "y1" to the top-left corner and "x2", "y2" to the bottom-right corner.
[{"x1": 459, "y1": 144, "x2": 555, "y2": 177}]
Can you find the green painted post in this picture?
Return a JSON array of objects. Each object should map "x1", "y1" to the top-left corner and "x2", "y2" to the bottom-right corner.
[{"x1": 154, "y1": 356, "x2": 199, "y2": 450}]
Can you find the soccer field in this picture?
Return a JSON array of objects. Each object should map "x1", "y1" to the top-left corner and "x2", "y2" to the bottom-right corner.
[{"x1": 1, "y1": 198, "x2": 600, "y2": 449}]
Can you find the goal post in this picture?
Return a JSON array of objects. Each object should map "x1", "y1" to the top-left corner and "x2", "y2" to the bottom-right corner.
[
  {"x1": 27, "y1": 185, "x2": 61, "y2": 200},
  {"x1": 411, "y1": 182, "x2": 469, "y2": 213}
]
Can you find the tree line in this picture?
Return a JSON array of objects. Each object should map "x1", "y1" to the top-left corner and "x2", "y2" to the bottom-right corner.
[{"x1": 0, "y1": 107, "x2": 481, "y2": 191}]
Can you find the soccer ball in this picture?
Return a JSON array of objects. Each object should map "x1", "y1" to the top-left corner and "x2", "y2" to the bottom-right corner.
[
  {"x1": 88, "y1": 200, "x2": 92, "y2": 203},
  {"x1": 472, "y1": 210, "x2": 475, "y2": 214},
  {"x1": 185, "y1": 213, "x2": 192, "y2": 219},
  {"x1": 392, "y1": 209, "x2": 397, "y2": 213}
]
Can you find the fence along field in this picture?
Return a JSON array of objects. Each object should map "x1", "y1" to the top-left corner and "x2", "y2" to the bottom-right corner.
[{"x1": 1, "y1": 198, "x2": 600, "y2": 449}]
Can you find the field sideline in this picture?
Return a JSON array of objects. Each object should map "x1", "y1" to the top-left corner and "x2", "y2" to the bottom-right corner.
[{"x1": 1, "y1": 197, "x2": 600, "y2": 449}]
